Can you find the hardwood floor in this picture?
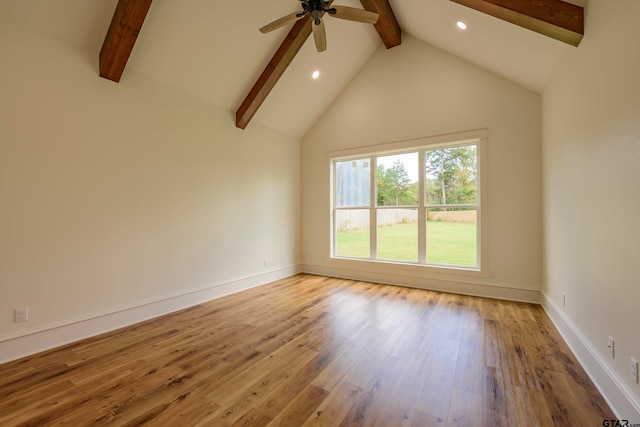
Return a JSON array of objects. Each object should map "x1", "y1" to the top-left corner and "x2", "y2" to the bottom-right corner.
[{"x1": 0, "y1": 274, "x2": 613, "y2": 426}]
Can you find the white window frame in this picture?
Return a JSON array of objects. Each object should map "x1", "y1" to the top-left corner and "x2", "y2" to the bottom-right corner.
[{"x1": 329, "y1": 129, "x2": 487, "y2": 274}]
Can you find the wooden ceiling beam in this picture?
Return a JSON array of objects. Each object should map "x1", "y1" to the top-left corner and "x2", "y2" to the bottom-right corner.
[
  {"x1": 100, "y1": 0, "x2": 153, "y2": 82},
  {"x1": 450, "y1": 0, "x2": 584, "y2": 46},
  {"x1": 236, "y1": 0, "x2": 400, "y2": 130},
  {"x1": 236, "y1": 17, "x2": 313, "y2": 130},
  {"x1": 360, "y1": 0, "x2": 402, "y2": 48}
]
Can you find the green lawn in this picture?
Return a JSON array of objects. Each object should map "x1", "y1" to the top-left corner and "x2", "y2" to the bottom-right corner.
[{"x1": 336, "y1": 221, "x2": 477, "y2": 267}]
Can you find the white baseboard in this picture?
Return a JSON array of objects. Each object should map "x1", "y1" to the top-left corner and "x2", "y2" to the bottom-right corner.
[
  {"x1": 0, "y1": 266, "x2": 300, "y2": 364},
  {"x1": 301, "y1": 264, "x2": 541, "y2": 303},
  {"x1": 541, "y1": 293, "x2": 640, "y2": 421}
]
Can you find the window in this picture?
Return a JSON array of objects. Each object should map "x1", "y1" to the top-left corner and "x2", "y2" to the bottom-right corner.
[{"x1": 332, "y1": 135, "x2": 482, "y2": 271}]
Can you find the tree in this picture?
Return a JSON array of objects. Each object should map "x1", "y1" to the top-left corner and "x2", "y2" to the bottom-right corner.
[
  {"x1": 377, "y1": 160, "x2": 417, "y2": 206},
  {"x1": 425, "y1": 147, "x2": 477, "y2": 207}
]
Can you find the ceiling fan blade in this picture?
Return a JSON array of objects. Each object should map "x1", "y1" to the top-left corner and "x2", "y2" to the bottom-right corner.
[
  {"x1": 259, "y1": 12, "x2": 301, "y2": 33},
  {"x1": 331, "y1": 6, "x2": 379, "y2": 24},
  {"x1": 312, "y1": 19, "x2": 327, "y2": 52}
]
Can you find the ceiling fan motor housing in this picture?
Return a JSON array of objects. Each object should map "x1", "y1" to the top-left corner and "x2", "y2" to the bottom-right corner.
[{"x1": 305, "y1": 0, "x2": 337, "y2": 24}]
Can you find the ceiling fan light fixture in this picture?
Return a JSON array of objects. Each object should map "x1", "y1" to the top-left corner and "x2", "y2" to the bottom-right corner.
[{"x1": 310, "y1": 10, "x2": 322, "y2": 22}]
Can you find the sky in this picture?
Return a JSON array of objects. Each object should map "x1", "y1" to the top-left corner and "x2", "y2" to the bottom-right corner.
[{"x1": 377, "y1": 152, "x2": 419, "y2": 182}]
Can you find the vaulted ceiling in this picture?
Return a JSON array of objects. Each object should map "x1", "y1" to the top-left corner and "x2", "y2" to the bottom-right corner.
[{"x1": 0, "y1": 0, "x2": 586, "y2": 138}]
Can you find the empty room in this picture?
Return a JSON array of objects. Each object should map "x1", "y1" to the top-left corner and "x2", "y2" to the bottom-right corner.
[{"x1": 1, "y1": 0, "x2": 638, "y2": 425}]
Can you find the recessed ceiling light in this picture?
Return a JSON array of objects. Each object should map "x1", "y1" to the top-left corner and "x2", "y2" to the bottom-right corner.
[
  {"x1": 312, "y1": 70, "x2": 320, "y2": 79},
  {"x1": 457, "y1": 21, "x2": 467, "y2": 30}
]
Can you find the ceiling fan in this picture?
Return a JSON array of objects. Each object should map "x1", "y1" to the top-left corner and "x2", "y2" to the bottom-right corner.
[{"x1": 259, "y1": 0, "x2": 379, "y2": 52}]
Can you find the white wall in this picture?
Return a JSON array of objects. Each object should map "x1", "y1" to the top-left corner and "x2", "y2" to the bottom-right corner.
[
  {"x1": 302, "y1": 36, "x2": 542, "y2": 301},
  {"x1": 0, "y1": 15, "x2": 301, "y2": 361},
  {"x1": 542, "y1": 0, "x2": 640, "y2": 418}
]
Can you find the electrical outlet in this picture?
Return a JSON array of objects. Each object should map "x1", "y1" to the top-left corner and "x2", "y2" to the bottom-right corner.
[
  {"x1": 631, "y1": 357, "x2": 638, "y2": 383},
  {"x1": 15, "y1": 307, "x2": 28, "y2": 323},
  {"x1": 607, "y1": 336, "x2": 615, "y2": 358}
]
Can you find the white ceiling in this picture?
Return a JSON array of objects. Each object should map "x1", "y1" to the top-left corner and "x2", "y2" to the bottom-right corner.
[{"x1": 0, "y1": 0, "x2": 587, "y2": 138}]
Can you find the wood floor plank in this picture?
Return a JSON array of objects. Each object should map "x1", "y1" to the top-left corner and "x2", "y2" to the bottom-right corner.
[
  {"x1": 300, "y1": 381, "x2": 362, "y2": 427},
  {"x1": 410, "y1": 409, "x2": 447, "y2": 427},
  {"x1": 453, "y1": 326, "x2": 484, "y2": 394},
  {"x1": 336, "y1": 354, "x2": 405, "y2": 426},
  {"x1": 265, "y1": 384, "x2": 330, "y2": 426},
  {"x1": 201, "y1": 339, "x2": 319, "y2": 425},
  {"x1": 310, "y1": 342, "x2": 366, "y2": 393},
  {"x1": 370, "y1": 351, "x2": 432, "y2": 426},
  {"x1": 482, "y1": 365, "x2": 511, "y2": 426},
  {"x1": 446, "y1": 387, "x2": 483, "y2": 427},
  {"x1": 0, "y1": 274, "x2": 615, "y2": 426},
  {"x1": 258, "y1": 339, "x2": 350, "y2": 421},
  {"x1": 418, "y1": 338, "x2": 460, "y2": 420}
]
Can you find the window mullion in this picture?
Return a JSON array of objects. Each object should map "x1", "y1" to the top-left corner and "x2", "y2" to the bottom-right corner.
[
  {"x1": 331, "y1": 161, "x2": 336, "y2": 257},
  {"x1": 370, "y1": 157, "x2": 377, "y2": 260},
  {"x1": 418, "y1": 149, "x2": 426, "y2": 264}
]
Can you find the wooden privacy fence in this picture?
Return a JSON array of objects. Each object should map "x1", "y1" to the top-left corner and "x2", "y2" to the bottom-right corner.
[
  {"x1": 336, "y1": 209, "x2": 477, "y2": 231},
  {"x1": 427, "y1": 210, "x2": 477, "y2": 223}
]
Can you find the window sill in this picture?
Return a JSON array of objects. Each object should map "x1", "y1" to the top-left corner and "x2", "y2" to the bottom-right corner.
[{"x1": 328, "y1": 256, "x2": 486, "y2": 279}]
